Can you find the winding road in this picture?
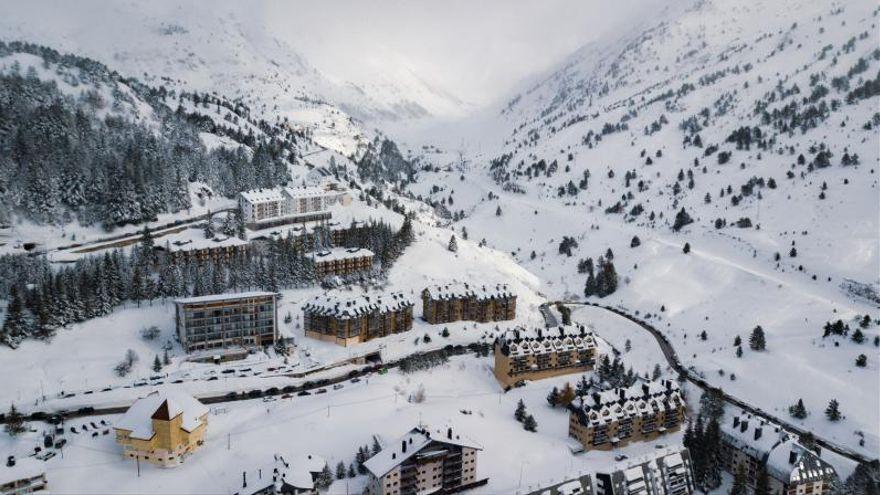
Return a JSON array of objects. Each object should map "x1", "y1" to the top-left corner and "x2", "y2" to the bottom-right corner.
[{"x1": 539, "y1": 300, "x2": 876, "y2": 466}]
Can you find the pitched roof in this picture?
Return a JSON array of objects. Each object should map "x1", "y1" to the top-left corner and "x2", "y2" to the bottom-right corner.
[
  {"x1": 498, "y1": 325, "x2": 597, "y2": 357},
  {"x1": 239, "y1": 188, "x2": 285, "y2": 203},
  {"x1": 363, "y1": 426, "x2": 482, "y2": 479},
  {"x1": 114, "y1": 390, "x2": 208, "y2": 440},
  {"x1": 572, "y1": 380, "x2": 684, "y2": 427}
]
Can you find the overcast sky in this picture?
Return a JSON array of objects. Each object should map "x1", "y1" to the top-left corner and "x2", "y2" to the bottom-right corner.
[{"x1": 260, "y1": 0, "x2": 672, "y2": 107}]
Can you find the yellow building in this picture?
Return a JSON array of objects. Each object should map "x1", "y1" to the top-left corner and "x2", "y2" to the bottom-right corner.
[{"x1": 114, "y1": 390, "x2": 209, "y2": 467}]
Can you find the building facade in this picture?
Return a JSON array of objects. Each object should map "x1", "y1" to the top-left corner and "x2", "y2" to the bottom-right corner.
[
  {"x1": 175, "y1": 292, "x2": 278, "y2": 353},
  {"x1": 568, "y1": 380, "x2": 685, "y2": 452},
  {"x1": 421, "y1": 283, "x2": 516, "y2": 324},
  {"x1": 309, "y1": 247, "x2": 375, "y2": 278},
  {"x1": 243, "y1": 453, "x2": 327, "y2": 495},
  {"x1": 720, "y1": 414, "x2": 838, "y2": 495},
  {"x1": 595, "y1": 448, "x2": 695, "y2": 495},
  {"x1": 0, "y1": 458, "x2": 48, "y2": 495},
  {"x1": 493, "y1": 325, "x2": 598, "y2": 388},
  {"x1": 239, "y1": 185, "x2": 347, "y2": 226},
  {"x1": 114, "y1": 391, "x2": 208, "y2": 467},
  {"x1": 303, "y1": 292, "x2": 414, "y2": 346},
  {"x1": 364, "y1": 426, "x2": 483, "y2": 495}
]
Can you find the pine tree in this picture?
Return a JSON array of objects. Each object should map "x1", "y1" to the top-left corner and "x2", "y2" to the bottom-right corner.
[
  {"x1": 447, "y1": 235, "x2": 458, "y2": 253},
  {"x1": 347, "y1": 463, "x2": 356, "y2": 478},
  {"x1": 852, "y1": 328, "x2": 865, "y2": 344},
  {"x1": 789, "y1": 398, "x2": 808, "y2": 419},
  {"x1": 672, "y1": 208, "x2": 694, "y2": 231},
  {"x1": 736, "y1": 346, "x2": 743, "y2": 358},
  {"x1": 496, "y1": 206, "x2": 502, "y2": 216},
  {"x1": 683, "y1": 242, "x2": 691, "y2": 254},
  {"x1": 1, "y1": 286, "x2": 29, "y2": 346},
  {"x1": 163, "y1": 349, "x2": 171, "y2": 366},
  {"x1": 754, "y1": 465, "x2": 771, "y2": 495},
  {"x1": 749, "y1": 325, "x2": 766, "y2": 350},
  {"x1": 734, "y1": 335, "x2": 741, "y2": 346},
  {"x1": 316, "y1": 465, "x2": 333, "y2": 489},
  {"x1": 371, "y1": 437, "x2": 381, "y2": 455},
  {"x1": 855, "y1": 354, "x2": 867, "y2": 367},
  {"x1": 558, "y1": 382, "x2": 576, "y2": 406},
  {"x1": 546, "y1": 386, "x2": 560, "y2": 407},
  {"x1": 514, "y1": 399, "x2": 527, "y2": 422},
  {"x1": 523, "y1": 414, "x2": 537, "y2": 432},
  {"x1": 630, "y1": 236, "x2": 641, "y2": 248},
  {"x1": 730, "y1": 463, "x2": 748, "y2": 495},
  {"x1": 152, "y1": 354, "x2": 162, "y2": 373},
  {"x1": 3, "y1": 404, "x2": 25, "y2": 436},
  {"x1": 652, "y1": 363, "x2": 662, "y2": 380},
  {"x1": 825, "y1": 399, "x2": 841, "y2": 421},
  {"x1": 335, "y1": 461, "x2": 346, "y2": 480}
]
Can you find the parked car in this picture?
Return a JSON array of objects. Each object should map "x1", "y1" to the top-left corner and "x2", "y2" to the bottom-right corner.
[
  {"x1": 206, "y1": 376, "x2": 219, "y2": 381},
  {"x1": 315, "y1": 388, "x2": 327, "y2": 394},
  {"x1": 332, "y1": 384, "x2": 344, "y2": 390},
  {"x1": 350, "y1": 377, "x2": 361, "y2": 383},
  {"x1": 35, "y1": 451, "x2": 56, "y2": 461},
  {"x1": 297, "y1": 391, "x2": 311, "y2": 396},
  {"x1": 281, "y1": 394, "x2": 293, "y2": 399}
]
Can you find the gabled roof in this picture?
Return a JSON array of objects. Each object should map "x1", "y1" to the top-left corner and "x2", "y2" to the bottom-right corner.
[
  {"x1": 499, "y1": 325, "x2": 597, "y2": 357},
  {"x1": 114, "y1": 390, "x2": 208, "y2": 440},
  {"x1": 720, "y1": 413, "x2": 789, "y2": 462},
  {"x1": 363, "y1": 426, "x2": 482, "y2": 479},
  {"x1": 572, "y1": 380, "x2": 683, "y2": 427}
]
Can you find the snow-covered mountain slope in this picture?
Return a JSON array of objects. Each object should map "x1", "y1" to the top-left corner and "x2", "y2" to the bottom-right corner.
[
  {"x1": 404, "y1": 0, "x2": 880, "y2": 456},
  {"x1": 0, "y1": 0, "x2": 472, "y2": 158}
]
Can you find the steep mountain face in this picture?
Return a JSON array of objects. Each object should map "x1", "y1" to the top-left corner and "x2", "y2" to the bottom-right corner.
[{"x1": 0, "y1": 0, "x2": 468, "y2": 150}]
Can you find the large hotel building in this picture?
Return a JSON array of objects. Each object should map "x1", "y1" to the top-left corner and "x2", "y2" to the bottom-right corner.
[
  {"x1": 302, "y1": 291, "x2": 414, "y2": 346},
  {"x1": 174, "y1": 292, "x2": 278, "y2": 353},
  {"x1": 421, "y1": 283, "x2": 516, "y2": 324}
]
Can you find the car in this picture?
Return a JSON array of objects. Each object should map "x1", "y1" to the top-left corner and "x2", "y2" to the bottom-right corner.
[
  {"x1": 252, "y1": 371, "x2": 262, "y2": 376},
  {"x1": 101, "y1": 387, "x2": 113, "y2": 392},
  {"x1": 222, "y1": 369, "x2": 235, "y2": 374},
  {"x1": 332, "y1": 384, "x2": 344, "y2": 390},
  {"x1": 350, "y1": 377, "x2": 361, "y2": 383},
  {"x1": 206, "y1": 376, "x2": 219, "y2": 381},
  {"x1": 172, "y1": 379, "x2": 184, "y2": 384},
  {"x1": 267, "y1": 367, "x2": 277, "y2": 372},
  {"x1": 83, "y1": 390, "x2": 93, "y2": 395},
  {"x1": 262, "y1": 396, "x2": 277, "y2": 403},
  {"x1": 54, "y1": 439, "x2": 67, "y2": 449},
  {"x1": 315, "y1": 388, "x2": 327, "y2": 394},
  {"x1": 239, "y1": 368, "x2": 252, "y2": 372},
  {"x1": 149, "y1": 375, "x2": 163, "y2": 381},
  {"x1": 35, "y1": 451, "x2": 56, "y2": 461},
  {"x1": 297, "y1": 390, "x2": 311, "y2": 396},
  {"x1": 281, "y1": 394, "x2": 293, "y2": 399}
]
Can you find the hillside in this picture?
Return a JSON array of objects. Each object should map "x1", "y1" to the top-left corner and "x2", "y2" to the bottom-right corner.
[{"x1": 406, "y1": 0, "x2": 880, "y2": 457}]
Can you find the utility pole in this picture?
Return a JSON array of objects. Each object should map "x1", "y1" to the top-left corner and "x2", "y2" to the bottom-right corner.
[
  {"x1": 136, "y1": 455, "x2": 141, "y2": 477},
  {"x1": 227, "y1": 433, "x2": 231, "y2": 450}
]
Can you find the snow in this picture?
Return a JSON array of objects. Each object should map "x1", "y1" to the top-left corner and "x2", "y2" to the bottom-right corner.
[
  {"x1": 174, "y1": 291, "x2": 276, "y2": 305},
  {"x1": 302, "y1": 291, "x2": 413, "y2": 319},
  {"x1": 0, "y1": 457, "x2": 45, "y2": 486},
  {"x1": 115, "y1": 389, "x2": 207, "y2": 440}
]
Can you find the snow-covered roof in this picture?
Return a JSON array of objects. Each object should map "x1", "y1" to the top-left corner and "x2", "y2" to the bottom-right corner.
[
  {"x1": 166, "y1": 234, "x2": 248, "y2": 253},
  {"x1": 308, "y1": 247, "x2": 374, "y2": 262},
  {"x1": 283, "y1": 186, "x2": 331, "y2": 199},
  {"x1": 363, "y1": 426, "x2": 482, "y2": 479},
  {"x1": 0, "y1": 457, "x2": 45, "y2": 485},
  {"x1": 114, "y1": 390, "x2": 208, "y2": 440},
  {"x1": 239, "y1": 188, "x2": 285, "y2": 203},
  {"x1": 273, "y1": 452, "x2": 327, "y2": 491},
  {"x1": 720, "y1": 413, "x2": 790, "y2": 462},
  {"x1": 302, "y1": 291, "x2": 413, "y2": 319},
  {"x1": 498, "y1": 325, "x2": 597, "y2": 357},
  {"x1": 601, "y1": 447, "x2": 691, "y2": 490},
  {"x1": 572, "y1": 380, "x2": 684, "y2": 427},
  {"x1": 787, "y1": 449, "x2": 838, "y2": 485},
  {"x1": 422, "y1": 282, "x2": 515, "y2": 301},
  {"x1": 175, "y1": 291, "x2": 277, "y2": 305}
]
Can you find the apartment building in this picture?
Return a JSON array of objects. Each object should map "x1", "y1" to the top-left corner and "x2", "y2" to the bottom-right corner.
[
  {"x1": 303, "y1": 291, "x2": 414, "y2": 346},
  {"x1": 239, "y1": 185, "x2": 346, "y2": 227},
  {"x1": 493, "y1": 325, "x2": 599, "y2": 388},
  {"x1": 0, "y1": 457, "x2": 47, "y2": 494},
  {"x1": 421, "y1": 283, "x2": 516, "y2": 324},
  {"x1": 364, "y1": 426, "x2": 484, "y2": 495},
  {"x1": 175, "y1": 292, "x2": 278, "y2": 353},
  {"x1": 308, "y1": 247, "x2": 375, "y2": 278},
  {"x1": 568, "y1": 380, "x2": 686, "y2": 451},
  {"x1": 114, "y1": 390, "x2": 208, "y2": 467},
  {"x1": 163, "y1": 236, "x2": 249, "y2": 265},
  {"x1": 720, "y1": 414, "x2": 838, "y2": 495},
  {"x1": 594, "y1": 447, "x2": 695, "y2": 495}
]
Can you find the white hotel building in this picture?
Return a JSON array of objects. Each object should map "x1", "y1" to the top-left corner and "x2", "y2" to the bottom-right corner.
[{"x1": 239, "y1": 184, "x2": 348, "y2": 225}]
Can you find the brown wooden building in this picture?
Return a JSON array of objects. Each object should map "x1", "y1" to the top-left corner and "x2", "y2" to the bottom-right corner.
[
  {"x1": 303, "y1": 291, "x2": 414, "y2": 346},
  {"x1": 421, "y1": 283, "x2": 516, "y2": 324},
  {"x1": 308, "y1": 247, "x2": 375, "y2": 278},
  {"x1": 494, "y1": 326, "x2": 598, "y2": 388},
  {"x1": 568, "y1": 380, "x2": 686, "y2": 452},
  {"x1": 163, "y1": 236, "x2": 249, "y2": 265}
]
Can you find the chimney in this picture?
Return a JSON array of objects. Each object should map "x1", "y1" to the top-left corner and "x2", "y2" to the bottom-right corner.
[
  {"x1": 642, "y1": 384, "x2": 650, "y2": 396},
  {"x1": 754, "y1": 427, "x2": 762, "y2": 441},
  {"x1": 733, "y1": 417, "x2": 740, "y2": 428},
  {"x1": 402, "y1": 440, "x2": 407, "y2": 453},
  {"x1": 243, "y1": 471, "x2": 247, "y2": 489},
  {"x1": 392, "y1": 453, "x2": 396, "y2": 460},
  {"x1": 619, "y1": 389, "x2": 626, "y2": 401},
  {"x1": 789, "y1": 450, "x2": 798, "y2": 464},
  {"x1": 447, "y1": 428, "x2": 453, "y2": 440},
  {"x1": 740, "y1": 421, "x2": 748, "y2": 433}
]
